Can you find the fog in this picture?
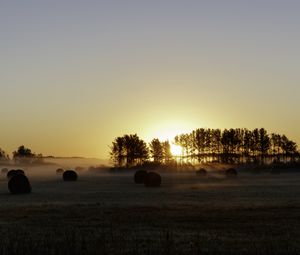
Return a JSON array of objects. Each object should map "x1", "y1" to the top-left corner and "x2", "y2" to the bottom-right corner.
[
  {"x1": 0, "y1": 158, "x2": 299, "y2": 211},
  {"x1": 0, "y1": 157, "x2": 110, "y2": 179}
]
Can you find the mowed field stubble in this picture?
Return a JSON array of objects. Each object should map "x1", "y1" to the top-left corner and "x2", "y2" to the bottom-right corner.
[{"x1": 0, "y1": 162, "x2": 299, "y2": 255}]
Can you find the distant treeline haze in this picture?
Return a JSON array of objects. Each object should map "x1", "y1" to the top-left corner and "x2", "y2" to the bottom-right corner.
[
  {"x1": 110, "y1": 128, "x2": 299, "y2": 167},
  {"x1": 0, "y1": 145, "x2": 43, "y2": 164}
]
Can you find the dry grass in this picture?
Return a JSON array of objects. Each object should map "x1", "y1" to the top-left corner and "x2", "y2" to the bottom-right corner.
[
  {"x1": 0, "y1": 203, "x2": 298, "y2": 255},
  {"x1": 0, "y1": 169, "x2": 299, "y2": 254}
]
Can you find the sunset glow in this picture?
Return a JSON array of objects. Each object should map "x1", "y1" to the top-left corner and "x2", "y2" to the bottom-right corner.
[
  {"x1": 0, "y1": 2, "x2": 299, "y2": 254},
  {"x1": 0, "y1": 1, "x2": 299, "y2": 159},
  {"x1": 170, "y1": 143, "x2": 182, "y2": 157},
  {"x1": 144, "y1": 120, "x2": 197, "y2": 142}
]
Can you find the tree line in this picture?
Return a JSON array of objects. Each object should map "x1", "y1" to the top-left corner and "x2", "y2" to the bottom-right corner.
[
  {"x1": 110, "y1": 134, "x2": 172, "y2": 167},
  {"x1": 110, "y1": 128, "x2": 299, "y2": 167},
  {"x1": 174, "y1": 128, "x2": 298, "y2": 164},
  {"x1": 0, "y1": 145, "x2": 43, "y2": 164}
]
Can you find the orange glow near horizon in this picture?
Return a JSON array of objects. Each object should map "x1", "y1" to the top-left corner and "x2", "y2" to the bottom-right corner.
[
  {"x1": 143, "y1": 121, "x2": 192, "y2": 157},
  {"x1": 143, "y1": 120, "x2": 198, "y2": 142},
  {"x1": 170, "y1": 143, "x2": 182, "y2": 156},
  {"x1": 1, "y1": 2, "x2": 300, "y2": 159}
]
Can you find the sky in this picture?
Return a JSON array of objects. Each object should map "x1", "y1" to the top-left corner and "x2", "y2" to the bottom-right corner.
[{"x1": 0, "y1": 0, "x2": 300, "y2": 158}]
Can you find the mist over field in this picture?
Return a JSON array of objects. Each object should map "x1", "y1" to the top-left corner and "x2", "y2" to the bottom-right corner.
[
  {"x1": 0, "y1": 161, "x2": 300, "y2": 254},
  {"x1": 1, "y1": 114, "x2": 299, "y2": 255},
  {"x1": 0, "y1": 157, "x2": 110, "y2": 177},
  {"x1": 1, "y1": 0, "x2": 300, "y2": 254}
]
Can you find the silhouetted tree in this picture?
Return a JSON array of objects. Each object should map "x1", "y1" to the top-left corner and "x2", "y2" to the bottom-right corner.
[
  {"x1": 211, "y1": 129, "x2": 222, "y2": 161},
  {"x1": 271, "y1": 133, "x2": 282, "y2": 156},
  {"x1": 205, "y1": 128, "x2": 212, "y2": 155},
  {"x1": 248, "y1": 129, "x2": 259, "y2": 163},
  {"x1": 149, "y1": 139, "x2": 164, "y2": 163},
  {"x1": 13, "y1": 145, "x2": 37, "y2": 164},
  {"x1": 221, "y1": 129, "x2": 240, "y2": 163},
  {"x1": 162, "y1": 140, "x2": 172, "y2": 164},
  {"x1": 243, "y1": 129, "x2": 252, "y2": 163},
  {"x1": 110, "y1": 128, "x2": 298, "y2": 168},
  {"x1": 0, "y1": 148, "x2": 9, "y2": 161},
  {"x1": 175, "y1": 133, "x2": 194, "y2": 163},
  {"x1": 281, "y1": 135, "x2": 298, "y2": 162},
  {"x1": 193, "y1": 128, "x2": 206, "y2": 163},
  {"x1": 13, "y1": 145, "x2": 34, "y2": 158},
  {"x1": 258, "y1": 128, "x2": 270, "y2": 164},
  {"x1": 110, "y1": 137, "x2": 125, "y2": 167},
  {"x1": 110, "y1": 134, "x2": 149, "y2": 167}
]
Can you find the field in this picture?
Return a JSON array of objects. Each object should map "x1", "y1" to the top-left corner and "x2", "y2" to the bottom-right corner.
[{"x1": 0, "y1": 163, "x2": 299, "y2": 255}]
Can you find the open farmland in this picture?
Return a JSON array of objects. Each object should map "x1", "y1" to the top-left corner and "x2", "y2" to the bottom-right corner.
[{"x1": 0, "y1": 166, "x2": 299, "y2": 255}]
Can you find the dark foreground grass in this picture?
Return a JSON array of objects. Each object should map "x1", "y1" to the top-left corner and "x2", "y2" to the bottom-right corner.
[{"x1": 0, "y1": 204, "x2": 299, "y2": 255}]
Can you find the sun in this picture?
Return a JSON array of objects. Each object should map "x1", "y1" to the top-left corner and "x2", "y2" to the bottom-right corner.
[
  {"x1": 170, "y1": 143, "x2": 182, "y2": 156},
  {"x1": 143, "y1": 121, "x2": 195, "y2": 157}
]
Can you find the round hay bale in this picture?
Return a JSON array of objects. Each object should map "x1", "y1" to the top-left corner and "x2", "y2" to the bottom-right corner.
[
  {"x1": 144, "y1": 172, "x2": 161, "y2": 187},
  {"x1": 7, "y1": 170, "x2": 17, "y2": 179},
  {"x1": 225, "y1": 168, "x2": 238, "y2": 177},
  {"x1": 63, "y1": 170, "x2": 78, "y2": 181},
  {"x1": 1, "y1": 168, "x2": 8, "y2": 175},
  {"x1": 8, "y1": 174, "x2": 31, "y2": 194},
  {"x1": 196, "y1": 168, "x2": 207, "y2": 176},
  {"x1": 56, "y1": 168, "x2": 64, "y2": 175},
  {"x1": 134, "y1": 170, "x2": 148, "y2": 184},
  {"x1": 15, "y1": 169, "x2": 25, "y2": 175}
]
